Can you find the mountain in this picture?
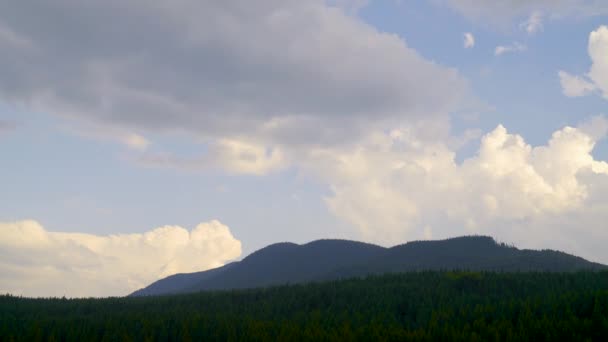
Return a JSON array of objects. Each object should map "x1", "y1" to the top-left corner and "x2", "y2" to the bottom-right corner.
[
  {"x1": 131, "y1": 236, "x2": 606, "y2": 296},
  {"x1": 131, "y1": 240, "x2": 384, "y2": 296}
]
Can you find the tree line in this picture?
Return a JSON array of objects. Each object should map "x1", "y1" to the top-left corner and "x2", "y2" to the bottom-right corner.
[{"x1": 2, "y1": 271, "x2": 608, "y2": 341}]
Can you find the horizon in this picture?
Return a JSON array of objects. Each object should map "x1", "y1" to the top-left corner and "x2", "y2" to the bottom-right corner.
[{"x1": 1, "y1": 1, "x2": 608, "y2": 297}]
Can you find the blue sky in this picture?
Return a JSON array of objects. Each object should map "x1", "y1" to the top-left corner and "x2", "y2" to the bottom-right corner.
[
  {"x1": 361, "y1": 1, "x2": 606, "y2": 144},
  {"x1": 1, "y1": 0, "x2": 607, "y2": 297}
]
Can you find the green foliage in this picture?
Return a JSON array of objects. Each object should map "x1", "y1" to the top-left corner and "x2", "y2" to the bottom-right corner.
[{"x1": 2, "y1": 272, "x2": 608, "y2": 341}]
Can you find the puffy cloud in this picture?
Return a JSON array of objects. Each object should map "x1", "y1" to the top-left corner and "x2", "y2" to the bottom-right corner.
[
  {"x1": 0, "y1": 0, "x2": 467, "y2": 152},
  {"x1": 560, "y1": 26, "x2": 608, "y2": 100},
  {"x1": 463, "y1": 32, "x2": 475, "y2": 48},
  {"x1": 495, "y1": 42, "x2": 527, "y2": 56},
  {"x1": 0, "y1": 220, "x2": 241, "y2": 297},
  {"x1": 306, "y1": 116, "x2": 608, "y2": 263}
]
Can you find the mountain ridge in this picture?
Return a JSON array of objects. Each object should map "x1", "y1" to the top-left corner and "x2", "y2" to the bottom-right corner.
[{"x1": 131, "y1": 235, "x2": 606, "y2": 296}]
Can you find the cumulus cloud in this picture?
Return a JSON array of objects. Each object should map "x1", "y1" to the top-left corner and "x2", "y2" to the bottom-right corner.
[
  {"x1": 560, "y1": 26, "x2": 608, "y2": 99},
  {"x1": 463, "y1": 32, "x2": 475, "y2": 48},
  {"x1": 0, "y1": 0, "x2": 467, "y2": 153},
  {"x1": 495, "y1": 42, "x2": 527, "y2": 56},
  {"x1": 0, "y1": 220, "x2": 241, "y2": 297},
  {"x1": 305, "y1": 116, "x2": 608, "y2": 263}
]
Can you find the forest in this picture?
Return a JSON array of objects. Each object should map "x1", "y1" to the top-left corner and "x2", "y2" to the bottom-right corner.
[{"x1": 2, "y1": 271, "x2": 608, "y2": 341}]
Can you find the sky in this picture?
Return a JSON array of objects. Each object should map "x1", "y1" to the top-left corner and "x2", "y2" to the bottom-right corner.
[{"x1": 0, "y1": 0, "x2": 607, "y2": 297}]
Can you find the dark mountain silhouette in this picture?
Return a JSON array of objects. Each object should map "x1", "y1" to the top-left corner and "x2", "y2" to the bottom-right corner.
[
  {"x1": 131, "y1": 240, "x2": 384, "y2": 296},
  {"x1": 130, "y1": 262, "x2": 237, "y2": 296},
  {"x1": 131, "y1": 236, "x2": 606, "y2": 296}
]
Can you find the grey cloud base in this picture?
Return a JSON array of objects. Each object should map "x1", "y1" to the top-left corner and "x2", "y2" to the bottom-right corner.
[{"x1": 0, "y1": 0, "x2": 466, "y2": 147}]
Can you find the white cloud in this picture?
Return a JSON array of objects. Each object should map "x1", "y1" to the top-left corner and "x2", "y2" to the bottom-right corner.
[
  {"x1": 558, "y1": 71, "x2": 597, "y2": 97},
  {"x1": 0, "y1": 0, "x2": 467, "y2": 153},
  {"x1": 0, "y1": 220, "x2": 241, "y2": 297},
  {"x1": 495, "y1": 42, "x2": 527, "y2": 56},
  {"x1": 560, "y1": 25, "x2": 608, "y2": 100},
  {"x1": 305, "y1": 116, "x2": 608, "y2": 263},
  {"x1": 463, "y1": 32, "x2": 475, "y2": 48},
  {"x1": 521, "y1": 11, "x2": 543, "y2": 34}
]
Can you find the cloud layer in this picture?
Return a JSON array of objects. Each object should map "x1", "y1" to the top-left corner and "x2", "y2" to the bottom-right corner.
[
  {"x1": 560, "y1": 26, "x2": 608, "y2": 99},
  {"x1": 0, "y1": 0, "x2": 466, "y2": 149},
  {"x1": 0, "y1": 220, "x2": 241, "y2": 297}
]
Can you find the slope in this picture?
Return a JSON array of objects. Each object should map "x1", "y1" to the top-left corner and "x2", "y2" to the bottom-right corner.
[{"x1": 131, "y1": 236, "x2": 606, "y2": 296}]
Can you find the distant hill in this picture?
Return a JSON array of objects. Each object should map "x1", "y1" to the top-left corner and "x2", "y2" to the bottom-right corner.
[{"x1": 131, "y1": 236, "x2": 606, "y2": 296}]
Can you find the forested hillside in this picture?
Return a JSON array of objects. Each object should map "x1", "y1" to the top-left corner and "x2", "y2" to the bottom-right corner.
[
  {"x1": 3, "y1": 272, "x2": 608, "y2": 341},
  {"x1": 132, "y1": 236, "x2": 606, "y2": 296}
]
